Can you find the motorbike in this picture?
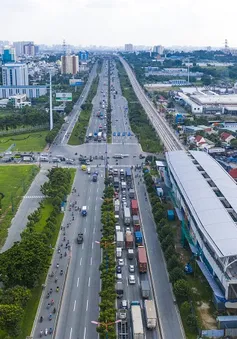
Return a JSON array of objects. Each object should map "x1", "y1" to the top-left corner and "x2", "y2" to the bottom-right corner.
[{"x1": 44, "y1": 328, "x2": 48, "y2": 336}]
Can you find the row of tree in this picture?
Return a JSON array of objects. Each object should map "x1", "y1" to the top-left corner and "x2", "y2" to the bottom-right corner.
[
  {"x1": 143, "y1": 171, "x2": 199, "y2": 335},
  {"x1": 97, "y1": 185, "x2": 117, "y2": 338},
  {"x1": 116, "y1": 60, "x2": 162, "y2": 153},
  {"x1": 107, "y1": 60, "x2": 112, "y2": 141},
  {"x1": 0, "y1": 168, "x2": 72, "y2": 337}
]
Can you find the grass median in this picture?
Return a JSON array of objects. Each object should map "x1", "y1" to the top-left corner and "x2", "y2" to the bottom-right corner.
[
  {"x1": 0, "y1": 165, "x2": 39, "y2": 249},
  {"x1": 116, "y1": 60, "x2": 162, "y2": 153}
]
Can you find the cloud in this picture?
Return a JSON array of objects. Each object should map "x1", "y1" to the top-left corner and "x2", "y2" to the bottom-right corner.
[{"x1": 85, "y1": 0, "x2": 126, "y2": 8}]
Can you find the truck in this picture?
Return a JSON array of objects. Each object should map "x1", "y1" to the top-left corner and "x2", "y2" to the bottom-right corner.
[
  {"x1": 126, "y1": 168, "x2": 132, "y2": 181},
  {"x1": 125, "y1": 232, "x2": 133, "y2": 249},
  {"x1": 113, "y1": 177, "x2": 119, "y2": 189},
  {"x1": 114, "y1": 204, "x2": 120, "y2": 216},
  {"x1": 131, "y1": 199, "x2": 139, "y2": 215},
  {"x1": 132, "y1": 215, "x2": 141, "y2": 232},
  {"x1": 129, "y1": 189, "x2": 135, "y2": 199},
  {"x1": 116, "y1": 231, "x2": 124, "y2": 248},
  {"x1": 116, "y1": 282, "x2": 123, "y2": 298},
  {"x1": 92, "y1": 173, "x2": 98, "y2": 182},
  {"x1": 121, "y1": 181, "x2": 127, "y2": 191},
  {"x1": 118, "y1": 308, "x2": 127, "y2": 320},
  {"x1": 141, "y1": 280, "x2": 150, "y2": 299},
  {"x1": 123, "y1": 207, "x2": 131, "y2": 225},
  {"x1": 144, "y1": 300, "x2": 157, "y2": 329},
  {"x1": 120, "y1": 169, "x2": 125, "y2": 178},
  {"x1": 81, "y1": 206, "x2": 87, "y2": 217},
  {"x1": 130, "y1": 301, "x2": 144, "y2": 339},
  {"x1": 135, "y1": 231, "x2": 143, "y2": 246},
  {"x1": 137, "y1": 246, "x2": 147, "y2": 273},
  {"x1": 127, "y1": 248, "x2": 134, "y2": 260},
  {"x1": 98, "y1": 132, "x2": 102, "y2": 142},
  {"x1": 94, "y1": 132, "x2": 98, "y2": 141}
]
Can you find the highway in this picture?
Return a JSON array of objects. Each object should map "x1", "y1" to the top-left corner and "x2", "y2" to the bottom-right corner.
[{"x1": 119, "y1": 56, "x2": 184, "y2": 152}]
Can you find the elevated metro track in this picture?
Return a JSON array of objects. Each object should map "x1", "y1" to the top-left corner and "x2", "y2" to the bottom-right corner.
[{"x1": 119, "y1": 57, "x2": 184, "y2": 152}]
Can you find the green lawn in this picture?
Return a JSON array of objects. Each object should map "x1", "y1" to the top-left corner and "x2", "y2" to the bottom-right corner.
[
  {"x1": 0, "y1": 130, "x2": 48, "y2": 152},
  {"x1": 0, "y1": 165, "x2": 39, "y2": 249}
]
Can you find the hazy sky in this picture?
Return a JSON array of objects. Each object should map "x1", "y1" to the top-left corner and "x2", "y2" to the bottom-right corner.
[{"x1": 0, "y1": 0, "x2": 236, "y2": 47}]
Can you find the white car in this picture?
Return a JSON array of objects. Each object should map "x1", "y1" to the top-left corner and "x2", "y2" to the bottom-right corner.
[
  {"x1": 117, "y1": 273, "x2": 122, "y2": 280},
  {"x1": 129, "y1": 265, "x2": 135, "y2": 273},
  {"x1": 122, "y1": 197, "x2": 126, "y2": 202},
  {"x1": 118, "y1": 259, "x2": 124, "y2": 266},
  {"x1": 129, "y1": 275, "x2": 136, "y2": 284}
]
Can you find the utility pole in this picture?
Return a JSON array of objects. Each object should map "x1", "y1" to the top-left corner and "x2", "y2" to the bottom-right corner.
[{"x1": 49, "y1": 70, "x2": 53, "y2": 131}]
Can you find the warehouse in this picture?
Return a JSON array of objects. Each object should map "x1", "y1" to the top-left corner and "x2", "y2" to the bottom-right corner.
[{"x1": 166, "y1": 150, "x2": 237, "y2": 309}]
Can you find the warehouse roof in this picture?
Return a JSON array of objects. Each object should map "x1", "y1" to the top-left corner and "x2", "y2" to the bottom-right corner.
[
  {"x1": 192, "y1": 94, "x2": 237, "y2": 105},
  {"x1": 166, "y1": 150, "x2": 237, "y2": 258}
]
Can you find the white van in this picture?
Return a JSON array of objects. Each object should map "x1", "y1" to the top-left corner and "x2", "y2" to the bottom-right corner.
[
  {"x1": 87, "y1": 167, "x2": 91, "y2": 174},
  {"x1": 116, "y1": 248, "x2": 122, "y2": 258}
]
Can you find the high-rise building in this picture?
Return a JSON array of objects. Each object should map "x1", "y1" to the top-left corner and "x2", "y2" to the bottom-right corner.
[
  {"x1": 2, "y1": 46, "x2": 16, "y2": 63},
  {"x1": 23, "y1": 42, "x2": 36, "y2": 56},
  {"x1": 153, "y1": 45, "x2": 164, "y2": 55},
  {"x1": 79, "y1": 51, "x2": 89, "y2": 61},
  {"x1": 2, "y1": 63, "x2": 29, "y2": 86},
  {"x1": 13, "y1": 41, "x2": 33, "y2": 57},
  {"x1": 125, "y1": 44, "x2": 133, "y2": 52},
  {"x1": 61, "y1": 55, "x2": 79, "y2": 74}
]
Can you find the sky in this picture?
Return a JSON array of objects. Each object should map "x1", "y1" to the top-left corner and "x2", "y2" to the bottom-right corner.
[{"x1": 0, "y1": 0, "x2": 236, "y2": 47}]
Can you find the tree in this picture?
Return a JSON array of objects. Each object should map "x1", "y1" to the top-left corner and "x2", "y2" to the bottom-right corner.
[
  {"x1": 159, "y1": 225, "x2": 173, "y2": 242},
  {"x1": 180, "y1": 301, "x2": 191, "y2": 317},
  {"x1": 230, "y1": 139, "x2": 237, "y2": 149},
  {"x1": 173, "y1": 279, "x2": 190, "y2": 302},
  {"x1": 0, "y1": 304, "x2": 24, "y2": 337},
  {"x1": 167, "y1": 255, "x2": 181, "y2": 272},
  {"x1": 164, "y1": 245, "x2": 175, "y2": 259},
  {"x1": 186, "y1": 314, "x2": 198, "y2": 332},
  {"x1": 169, "y1": 267, "x2": 186, "y2": 284},
  {"x1": 161, "y1": 234, "x2": 175, "y2": 250},
  {"x1": 0, "y1": 286, "x2": 31, "y2": 307}
]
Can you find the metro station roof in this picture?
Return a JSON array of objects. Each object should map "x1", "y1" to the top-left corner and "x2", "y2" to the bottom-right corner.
[{"x1": 166, "y1": 150, "x2": 237, "y2": 258}]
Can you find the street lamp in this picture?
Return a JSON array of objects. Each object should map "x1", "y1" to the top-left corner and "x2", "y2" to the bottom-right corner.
[{"x1": 91, "y1": 319, "x2": 121, "y2": 339}]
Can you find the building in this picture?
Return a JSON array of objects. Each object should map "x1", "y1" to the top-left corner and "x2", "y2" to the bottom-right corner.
[
  {"x1": 153, "y1": 45, "x2": 164, "y2": 55},
  {"x1": 13, "y1": 41, "x2": 33, "y2": 57},
  {"x1": 23, "y1": 42, "x2": 36, "y2": 56},
  {"x1": 61, "y1": 55, "x2": 79, "y2": 74},
  {"x1": 166, "y1": 150, "x2": 237, "y2": 308},
  {"x1": 0, "y1": 85, "x2": 47, "y2": 99},
  {"x1": 2, "y1": 63, "x2": 29, "y2": 86},
  {"x1": 79, "y1": 51, "x2": 89, "y2": 61},
  {"x1": 2, "y1": 46, "x2": 16, "y2": 63},
  {"x1": 220, "y1": 132, "x2": 235, "y2": 145},
  {"x1": 9, "y1": 94, "x2": 31, "y2": 108},
  {"x1": 125, "y1": 44, "x2": 133, "y2": 52}
]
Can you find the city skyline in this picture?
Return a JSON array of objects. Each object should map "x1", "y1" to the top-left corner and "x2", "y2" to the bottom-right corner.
[{"x1": 1, "y1": 0, "x2": 236, "y2": 48}]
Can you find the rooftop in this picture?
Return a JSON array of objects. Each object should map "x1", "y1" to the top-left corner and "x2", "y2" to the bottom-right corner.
[
  {"x1": 192, "y1": 94, "x2": 237, "y2": 105},
  {"x1": 166, "y1": 150, "x2": 237, "y2": 258}
]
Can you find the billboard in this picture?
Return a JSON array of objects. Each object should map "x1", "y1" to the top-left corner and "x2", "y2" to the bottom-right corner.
[
  {"x1": 69, "y1": 79, "x2": 84, "y2": 86},
  {"x1": 56, "y1": 93, "x2": 72, "y2": 102}
]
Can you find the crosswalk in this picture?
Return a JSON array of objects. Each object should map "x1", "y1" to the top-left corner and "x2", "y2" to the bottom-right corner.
[{"x1": 23, "y1": 195, "x2": 45, "y2": 199}]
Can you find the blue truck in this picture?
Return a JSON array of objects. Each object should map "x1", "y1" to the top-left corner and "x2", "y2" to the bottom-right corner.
[{"x1": 135, "y1": 231, "x2": 143, "y2": 247}]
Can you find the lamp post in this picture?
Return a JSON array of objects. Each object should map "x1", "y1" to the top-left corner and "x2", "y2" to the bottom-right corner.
[
  {"x1": 91, "y1": 319, "x2": 121, "y2": 339},
  {"x1": 49, "y1": 69, "x2": 53, "y2": 131}
]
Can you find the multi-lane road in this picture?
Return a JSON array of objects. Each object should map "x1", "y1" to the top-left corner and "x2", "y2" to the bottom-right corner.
[{"x1": 2, "y1": 56, "x2": 185, "y2": 339}]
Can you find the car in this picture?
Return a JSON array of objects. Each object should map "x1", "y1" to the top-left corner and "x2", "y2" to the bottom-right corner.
[
  {"x1": 122, "y1": 201, "x2": 127, "y2": 207},
  {"x1": 90, "y1": 155, "x2": 93, "y2": 162},
  {"x1": 118, "y1": 259, "x2": 124, "y2": 266},
  {"x1": 117, "y1": 132, "x2": 120, "y2": 136},
  {"x1": 126, "y1": 227, "x2": 131, "y2": 232},
  {"x1": 139, "y1": 154, "x2": 145, "y2": 159},
  {"x1": 129, "y1": 275, "x2": 136, "y2": 284},
  {"x1": 86, "y1": 159, "x2": 90, "y2": 165},
  {"x1": 121, "y1": 300, "x2": 128, "y2": 309},
  {"x1": 122, "y1": 196, "x2": 126, "y2": 202},
  {"x1": 116, "y1": 119, "x2": 118, "y2": 122},
  {"x1": 129, "y1": 265, "x2": 135, "y2": 273},
  {"x1": 116, "y1": 265, "x2": 122, "y2": 273},
  {"x1": 122, "y1": 132, "x2": 126, "y2": 136},
  {"x1": 95, "y1": 155, "x2": 98, "y2": 159},
  {"x1": 116, "y1": 273, "x2": 122, "y2": 280},
  {"x1": 77, "y1": 233, "x2": 83, "y2": 244},
  {"x1": 127, "y1": 132, "x2": 131, "y2": 136}
]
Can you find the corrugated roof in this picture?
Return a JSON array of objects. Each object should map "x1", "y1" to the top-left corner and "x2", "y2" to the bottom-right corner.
[{"x1": 166, "y1": 151, "x2": 237, "y2": 257}]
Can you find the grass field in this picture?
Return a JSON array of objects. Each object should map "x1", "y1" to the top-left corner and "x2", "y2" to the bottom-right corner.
[
  {"x1": 0, "y1": 165, "x2": 39, "y2": 248},
  {"x1": 0, "y1": 130, "x2": 48, "y2": 152}
]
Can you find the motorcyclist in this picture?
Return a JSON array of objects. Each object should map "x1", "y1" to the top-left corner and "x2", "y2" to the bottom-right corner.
[
  {"x1": 60, "y1": 269, "x2": 63, "y2": 275},
  {"x1": 51, "y1": 299, "x2": 54, "y2": 305},
  {"x1": 55, "y1": 277, "x2": 58, "y2": 283},
  {"x1": 53, "y1": 307, "x2": 56, "y2": 314},
  {"x1": 64, "y1": 251, "x2": 67, "y2": 257},
  {"x1": 40, "y1": 330, "x2": 43, "y2": 337},
  {"x1": 56, "y1": 286, "x2": 60, "y2": 292},
  {"x1": 56, "y1": 263, "x2": 59, "y2": 268},
  {"x1": 49, "y1": 313, "x2": 52, "y2": 321},
  {"x1": 45, "y1": 328, "x2": 48, "y2": 335},
  {"x1": 60, "y1": 253, "x2": 63, "y2": 259},
  {"x1": 40, "y1": 316, "x2": 43, "y2": 322},
  {"x1": 49, "y1": 328, "x2": 53, "y2": 334}
]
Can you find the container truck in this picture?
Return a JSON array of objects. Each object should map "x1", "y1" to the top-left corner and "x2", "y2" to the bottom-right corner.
[
  {"x1": 125, "y1": 232, "x2": 133, "y2": 249},
  {"x1": 114, "y1": 204, "x2": 120, "y2": 216},
  {"x1": 131, "y1": 199, "x2": 139, "y2": 215},
  {"x1": 137, "y1": 246, "x2": 147, "y2": 273},
  {"x1": 129, "y1": 189, "x2": 135, "y2": 199},
  {"x1": 116, "y1": 231, "x2": 124, "y2": 248},
  {"x1": 135, "y1": 231, "x2": 143, "y2": 246},
  {"x1": 130, "y1": 301, "x2": 144, "y2": 339},
  {"x1": 123, "y1": 207, "x2": 131, "y2": 225},
  {"x1": 127, "y1": 249, "x2": 134, "y2": 260},
  {"x1": 114, "y1": 177, "x2": 119, "y2": 189},
  {"x1": 141, "y1": 280, "x2": 150, "y2": 299},
  {"x1": 126, "y1": 168, "x2": 132, "y2": 181},
  {"x1": 132, "y1": 215, "x2": 141, "y2": 232},
  {"x1": 144, "y1": 300, "x2": 157, "y2": 329},
  {"x1": 116, "y1": 282, "x2": 123, "y2": 298}
]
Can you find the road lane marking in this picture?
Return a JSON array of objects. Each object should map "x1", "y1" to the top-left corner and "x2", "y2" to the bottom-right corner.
[
  {"x1": 93, "y1": 227, "x2": 95, "y2": 234},
  {"x1": 84, "y1": 228, "x2": 87, "y2": 234},
  {"x1": 69, "y1": 328, "x2": 72, "y2": 339},
  {"x1": 82, "y1": 243, "x2": 84, "y2": 249},
  {"x1": 80, "y1": 258, "x2": 82, "y2": 265},
  {"x1": 94, "y1": 215, "x2": 97, "y2": 222},
  {"x1": 86, "y1": 299, "x2": 89, "y2": 311},
  {"x1": 83, "y1": 327, "x2": 87, "y2": 339},
  {"x1": 92, "y1": 242, "x2": 94, "y2": 249},
  {"x1": 77, "y1": 277, "x2": 80, "y2": 287},
  {"x1": 90, "y1": 257, "x2": 92, "y2": 265},
  {"x1": 73, "y1": 300, "x2": 76, "y2": 311}
]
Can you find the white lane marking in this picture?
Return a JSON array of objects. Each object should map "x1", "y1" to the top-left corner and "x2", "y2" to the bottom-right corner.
[
  {"x1": 88, "y1": 196, "x2": 90, "y2": 201},
  {"x1": 90, "y1": 257, "x2": 92, "y2": 265},
  {"x1": 77, "y1": 277, "x2": 80, "y2": 287},
  {"x1": 92, "y1": 242, "x2": 94, "y2": 249},
  {"x1": 95, "y1": 205, "x2": 97, "y2": 211},
  {"x1": 88, "y1": 206, "x2": 89, "y2": 210},
  {"x1": 83, "y1": 327, "x2": 87, "y2": 339},
  {"x1": 86, "y1": 299, "x2": 89, "y2": 311},
  {"x1": 94, "y1": 215, "x2": 97, "y2": 222},
  {"x1": 73, "y1": 300, "x2": 76, "y2": 311},
  {"x1": 69, "y1": 328, "x2": 72, "y2": 339},
  {"x1": 127, "y1": 278, "x2": 128, "y2": 286},
  {"x1": 82, "y1": 243, "x2": 84, "y2": 250},
  {"x1": 88, "y1": 277, "x2": 91, "y2": 287},
  {"x1": 80, "y1": 258, "x2": 82, "y2": 266},
  {"x1": 97, "y1": 187, "x2": 99, "y2": 192},
  {"x1": 93, "y1": 227, "x2": 95, "y2": 234},
  {"x1": 84, "y1": 228, "x2": 87, "y2": 234}
]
